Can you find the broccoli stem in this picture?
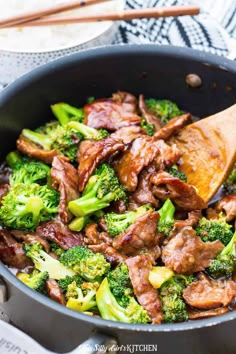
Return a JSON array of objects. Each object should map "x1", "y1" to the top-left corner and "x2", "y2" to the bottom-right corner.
[
  {"x1": 69, "y1": 196, "x2": 111, "y2": 217},
  {"x1": 96, "y1": 278, "x2": 130, "y2": 322},
  {"x1": 51, "y1": 103, "x2": 84, "y2": 126},
  {"x1": 221, "y1": 232, "x2": 236, "y2": 257},
  {"x1": 69, "y1": 216, "x2": 91, "y2": 231},
  {"x1": 6, "y1": 151, "x2": 22, "y2": 168},
  {"x1": 67, "y1": 121, "x2": 100, "y2": 140},
  {"x1": 22, "y1": 129, "x2": 52, "y2": 150}
]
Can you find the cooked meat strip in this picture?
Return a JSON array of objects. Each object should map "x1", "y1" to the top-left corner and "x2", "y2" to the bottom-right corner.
[
  {"x1": 216, "y1": 195, "x2": 236, "y2": 222},
  {"x1": 17, "y1": 135, "x2": 59, "y2": 164},
  {"x1": 78, "y1": 136, "x2": 124, "y2": 192},
  {"x1": 138, "y1": 94, "x2": 162, "y2": 131},
  {"x1": 36, "y1": 219, "x2": 83, "y2": 250},
  {"x1": 84, "y1": 91, "x2": 141, "y2": 130},
  {"x1": 162, "y1": 226, "x2": 224, "y2": 274},
  {"x1": 0, "y1": 184, "x2": 9, "y2": 205},
  {"x1": 113, "y1": 136, "x2": 160, "y2": 192},
  {"x1": 89, "y1": 243, "x2": 127, "y2": 263},
  {"x1": 126, "y1": 255, "x2": 162, "y2": 324},
  {"x1": 151, "y1": 171, "x2": 207, "y2": 210},
  {"x1": 84, "y1": 223, "x2": 126, "y2": 263},
  {"x1": 183, "y1": 273, "x2": 236, "y2": 309},
  {"x1": 188, "y1": 307, "x2": 229, "y2": 320},
  {"x1": 51, "y1": 156, "x2": 79, "y2": 224},
  {"x1": 113, "y1": 211, "x2": 161, "y2": 257},
  {"x1": 46, "y1": 279, "x2": 66, "y2": 305},
  {"x1": 154, "y1": 113, "x2": 192, "y2": 140},
  {"x1": 11, "y1": 230, "x2": 50, "y2": 253},
  {"x1": 0, "y1": 229, "x2": 32, "y2": 269},
  {"x1": 130, "y1": 165, "x2": 158, "y2": 207},
  {"x1": 84, "y1": 223, "x2": 112, "y2": 246},
  {"x1": 154, "y1": 140, "x2": 182, "y2": 170},
  {"x1": 111, "y1": 126, "x2": 147, "y2": 144},
  {"x1": 174, "y1": 210, "x2": 202, "y2": 229},
  {"x1": 0, "y1": 163, "x2": 11, "y2": 185}
]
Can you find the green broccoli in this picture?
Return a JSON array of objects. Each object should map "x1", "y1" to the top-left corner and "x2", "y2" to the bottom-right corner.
[
  {"x1": 17, "y1": 270, "x2": 49, "y2": 294},
  {"x1": 104, "y1": 205, "x2": 152, "y2": 237},
  {"x1": 68, "y1": 215, "x2": 91, "y2": 232},
  {"x1": 208, "y1": 232, "x2": 236, "y2": 278},
  {"x1": 5, "y1": 151, "x2": 23, "y2": 168},
  {"x1": 58, "y1": 275, "x2": 84, "y2": 293},
  {"x1": 223, "y1": 164, "x2": 236, "y2": 194},
  {"x1": 157, "y1": 199, "x2": 175, "y2": 236},
  {"x1": 145, "y1": 99, "x2": 181, "y2": 124},
  {"x1": 195, "y1": 216, "x2": 233, "y2": 246},
  {"x1": 22, "y1": 124, "x2": 83, "y2": 162},
  {"x1": 67, "y1": 121, "x2": 109, "y2": 141},
  {"x1": 96, "y1": 278, "x2": 150, "y2": 324},
  {"x1": 66, "y1": 281, "x2": 99, "y2": 313},
  {"x1": 51, "y1": 102, "x2": 84, "y2": 125},
  {"x1": 36, "y1": 120, "x2": 60, "y2": 135},
  {"x1": 68, "y1": 164, "x2": 127, "y2": 217},
  {"x1": 10, "y1": 159, "x2": 50, "y2": 186},
  {"x1": 107, "y1": 263, "x2": 133, "y2": 307},
  {"x1": 140, "y1": 117, "x2": 155, "y2": 136},
  {"x1": 59, "y1": 246, "x2": 110, "y2": 282},
  {"x1": 0, "y1": 183, "x2": 59, "y2": 230},
  {"x1": 166, "y1": 164, "x2": 187, "y2": 183},
  {"x1": 159, "y1": 274, "x2": 194, "y2": 323},
  {"x1": 24, "y1": 243, "x2": 75, "y2": 280},
  {"x1": 22, "y1": 121, "x2": 108, "y2": 162},
  {"x1": 50, "y1": 242, "x2": 65, "y2": 257}
]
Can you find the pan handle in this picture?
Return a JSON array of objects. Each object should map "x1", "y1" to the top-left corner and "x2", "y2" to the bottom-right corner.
[{"x1": 0, "y1": 319, "x2": 117, "y2": 354}]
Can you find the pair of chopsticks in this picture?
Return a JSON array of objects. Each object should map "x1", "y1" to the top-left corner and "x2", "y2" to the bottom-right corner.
[{"x1": 0, "y1": 0, "x2": 200, "y2": 29}]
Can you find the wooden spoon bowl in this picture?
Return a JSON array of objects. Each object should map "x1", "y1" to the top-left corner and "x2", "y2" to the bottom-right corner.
[{"x1": 169, "y1": 104, "x2": 236, "y2": 203}]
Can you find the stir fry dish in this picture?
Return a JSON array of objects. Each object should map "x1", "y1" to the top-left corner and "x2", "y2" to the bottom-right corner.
[{"x1": 0, "y1": 91, "x2": 235, "y2": 324}]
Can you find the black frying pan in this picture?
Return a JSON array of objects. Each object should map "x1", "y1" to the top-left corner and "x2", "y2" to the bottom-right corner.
[{"x1": 0, "y1": 45, "x2": 236, "y2": 354}]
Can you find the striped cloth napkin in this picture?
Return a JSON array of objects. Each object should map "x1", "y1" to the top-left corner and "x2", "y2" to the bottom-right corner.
[{"x1": 114, "y1": 0, "x2": 236, "y2": 57}]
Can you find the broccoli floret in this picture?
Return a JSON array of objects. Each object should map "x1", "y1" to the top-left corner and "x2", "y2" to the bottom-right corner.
[
  {"x1": 17, "y1": 270, "x2": 49, "y2": 294},
  {"x1": 107, "y1": 263, "x2": 133, "y2": 307},
  {"x1": 10, "y1": 159, "x2": 50, "y2": 186},
  {"x1": 0, "y1": 183, "x2": 59, "y2": 230},
  {"x1": 50, "y1": 242, "x2": 65, "y2": 257},
  {"x1": 166, "y1": 164, "x2": 187, "y2": 183},
  {"x1": 51, "y1": 102, "x2": 85, "y2": 125},
  {"x1": 157, "y1": 199, "x2": 175, "y2": 236},
  {"x1": 96, "y1": 278, "x2": 150, "y2": 324},
  {"x1": 104, "y1": 205, "x2": 152, "y2": 237},
  {"x1": 145, "y1": 99, "x2": 181, "y2": 124},
  {"x1": 68, "y1": 164, "x2": 127, "y2": 217},
  {"x1": 140, "y1": 117, "x2": 155, "y2": 136},
  {"x1": 159, "y1": 275, "x2": 194, "y2": 323},
  {"x1": 223, "y1": 164, "x2": 236, "y2": 194},
  {"x1": 67, "y1": 121, "x2": 109, "y2": 141},
  {"x1": 22, "y1": 122, "x2": 107, "y2": 162},
  {"x1": 36, "y1": 121, "x2": 60, "y2": 135},
  {"x1": 60, "y1": 246, "x2": 110, "y2": 282},
  {"x1": 24, "y1": 243, "x2": 75, "y2": 280},
  {"x1": 58, "y1": 275, "x2": 84, "y2": 293},
  {"x1": 22, "y1": 124, "x2": 83, "y2": 162},
  {"x1": 196, "y1": 216, "x2": 233, "y2": 246},
  {"x1": 208, "y1": 232, "x2": 236, "y2": 278},
  {"x1": 66, "y1": 281, "x2": 99, "y2": 313}
]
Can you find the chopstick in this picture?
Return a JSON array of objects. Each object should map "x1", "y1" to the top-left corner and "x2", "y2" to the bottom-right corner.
[
  {"x1": 0, "y1": 0, "x2": 111, "y2": 29},
  {"x1": 3, "y1": 5, "x2": 200, "y2": 28}
]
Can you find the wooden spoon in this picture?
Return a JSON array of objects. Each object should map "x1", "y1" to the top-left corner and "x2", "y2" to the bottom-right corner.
[{"x1": 169, "y1": 104, "x2": 236, "y2": 203}]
